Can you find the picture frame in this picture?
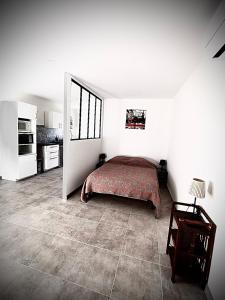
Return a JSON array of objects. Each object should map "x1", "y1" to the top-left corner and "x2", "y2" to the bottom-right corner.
[{"x1": 125, "y1": 109, "x2": 146, "y2": 130}]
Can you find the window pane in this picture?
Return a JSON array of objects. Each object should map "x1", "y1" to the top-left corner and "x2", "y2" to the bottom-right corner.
[
  {"x1": 89, "y1": 95, "x2": 95, "y2": 138},
  {"x1": 80, "y1": 89, "x2": 89, "y2": 139},
  {"x1": 95, "y1": 99, "x2": 101, "y2": 138},
  {"x1": 70, "y1": 82, "x2": 80, "y2": 139}
]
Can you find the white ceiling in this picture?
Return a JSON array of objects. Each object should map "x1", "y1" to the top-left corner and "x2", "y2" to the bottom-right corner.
[{"x1": 0, "y1": 0, "x2": 222, "y2": 101}]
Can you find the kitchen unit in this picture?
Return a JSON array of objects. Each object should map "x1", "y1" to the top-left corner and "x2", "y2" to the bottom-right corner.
[
  {"x1": 36, "y1": 122, "x2": 63, "y2": 173},
  {"x1": 37, "y1": 142, "x2": 63, "y2": 173},
  {"x1": 44, "y1": 111, "x2": 63, "y2": 129},
  {"x1": 43, "y1": 144, "x2": 59, "y2": 171},
  {"x1": 0, "y1": 101, "x2": 37, "y2": 181}
]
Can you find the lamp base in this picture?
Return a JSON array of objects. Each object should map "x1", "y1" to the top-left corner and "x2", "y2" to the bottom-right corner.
[{"x1": 193, "y1": 197, "x2": 197, "y2": 213}]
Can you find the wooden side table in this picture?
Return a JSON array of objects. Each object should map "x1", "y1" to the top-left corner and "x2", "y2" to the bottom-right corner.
[{"x1": 166, "y1": 202, "x2": 216, "y2": 289}]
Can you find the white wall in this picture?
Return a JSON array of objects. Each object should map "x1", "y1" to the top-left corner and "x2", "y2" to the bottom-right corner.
[
  {"x1": 167, "y1": 58, "x2": 225, "y2": 299},
  {"x1": 65, "y1": 140, "x2": 102, "y2": 196},
  {"x1": 20, "y1": 96, "x2": 62, "y2": 125},
  {"x1": 63, "y1": 74, "x2": 103, "y2": 198},
  {"x1": 0, "y1": 97, "x2": 63, "y2": 125},
  {"x1": 103, "y1": 98, "x2": 173, "y2": 163}
]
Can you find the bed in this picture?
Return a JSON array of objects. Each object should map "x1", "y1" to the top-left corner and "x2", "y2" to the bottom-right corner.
[{"x1": 81, "y1": 156, "x2": 160, "y2": 218}]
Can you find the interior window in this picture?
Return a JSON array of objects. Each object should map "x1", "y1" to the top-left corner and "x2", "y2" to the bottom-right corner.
[
  {"x1": 89, "y1": 95, "x2": 95, "y2": 138},
  {"x1": 70, "y1": 83, "x2": 80, "y2": 139},
  {"x1": 95, "y1": 99, "x2": 101, "y2": 138},
  {"x1": 70, "y1": 79, "x2": 102, "y2": 140},
  {"x1": 80, "y1": 89, "x2": 89, "y2": 139}
]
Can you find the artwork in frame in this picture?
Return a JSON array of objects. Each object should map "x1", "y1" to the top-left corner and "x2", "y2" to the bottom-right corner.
[{"x1": 125, "y1": 109, "x2": 146, "y2": 130}]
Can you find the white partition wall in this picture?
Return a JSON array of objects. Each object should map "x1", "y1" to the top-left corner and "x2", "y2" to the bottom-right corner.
[{"x1": 63, "y1": 73, "x2": 103, "y2": 199}]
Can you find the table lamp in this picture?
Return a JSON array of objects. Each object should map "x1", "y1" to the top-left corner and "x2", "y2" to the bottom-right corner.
[{"x1": 189, "y1": 178, "x2": 205, "y2": 212}]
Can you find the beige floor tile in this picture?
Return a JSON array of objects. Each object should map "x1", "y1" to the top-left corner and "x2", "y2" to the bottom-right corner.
[
  {"x1": 0, "y1": 168, "x2": 206, "y2": 300},
  {"x1": 159, "y1": 253, "x2": 171, "y2": 268},
  {"x1": 124, "y1": 229, "x2": 159, "y2": 263},
  {"x1": 88, "y1": 222, "x2": 126, "y2": 253},
  {"x1": 0, "y1": 258, "x2": 107, "y2": 300},
  {"x1": 67, "y1": 245, "x2": 119, "y2": 296},
  {"x1": 161, "y1": 266, "x2": 206, "y2": 300},
  {"x1": 0, "y1": 223, "x2": 54, "y2": 266},
  {"x1": 107, "y1": 196, "x2": 134, "y2": 214},
  {"x1": 157, "y1": 224, "x2": 169, "y2": 255},
  {"x1": 111, "y1": 255, "x2": 162, "y2": 300},
  {"x1": 101, "y1": 208, "x2": 130, "y2": 227},
  {"x1": 128, "y1": 213, "x2": 158, "y2": 236},
  {"x1": 76, "y1": 204, "x2": 105, "y2": 222},
  {"x1": 29, "y1": 236, "x2": 84, "y2": 277}
]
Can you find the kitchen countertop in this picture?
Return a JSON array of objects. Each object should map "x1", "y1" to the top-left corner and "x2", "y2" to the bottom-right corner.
[{"x1": 37, "y1": 142, "x2": 63, "y2": 146}]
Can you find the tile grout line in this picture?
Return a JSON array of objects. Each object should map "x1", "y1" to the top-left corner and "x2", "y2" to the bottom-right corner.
[
  {"x1": 123, "y1": 254, "x2": 161, "y2": 267},
  {"x1": 85, "y1": 206, "x2": 106, "y2": 245},
  {"x1": 108, "y1": 253, "x2": 121, "y2": 299},
  {"x1": 121, "y1": 217, "x2": 130, "y2": 256},
  {"x1": 0, "y1": 179, "x2": 176, "y2": 300},
  {"x1": 157, "y1": 221, "x2": 164, "y2": 300},
  {"x1": 3, "y1": 215, "x2": 168, "y2": 268},
  {"x1": 1, "y1": 186, "x2": 170, "y2": 264},
  {"x1": 4, "y1": 218, "x2": 121, "y2": 256},
  {"x1": 21, "y1": 262, "x2": 109, "y2": 298},
  {"x1": 159, "y1": 264, "x2": 164, "y2": 300}
]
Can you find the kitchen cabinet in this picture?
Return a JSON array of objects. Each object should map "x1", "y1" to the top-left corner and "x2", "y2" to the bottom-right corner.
[
  {"x1": 18, "y1": 102, "x2": 37, "y2": 120},
  {"x1": 18, "y1": 154, "x2": 37, "y2": 179},
  {"x1": 0, "y1": 101, "x2": 37, "y2": 181},
  {"x1": 43, "y1": 145, "x2": 59, "y2": 171},
  {"x1": 44, "y1": 111, "x2": 63, "y2": 129}
]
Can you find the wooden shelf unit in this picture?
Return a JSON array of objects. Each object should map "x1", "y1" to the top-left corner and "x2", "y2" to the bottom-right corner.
[{"x1": 166, "y1": 202, "x2": 216, "y2": 289}]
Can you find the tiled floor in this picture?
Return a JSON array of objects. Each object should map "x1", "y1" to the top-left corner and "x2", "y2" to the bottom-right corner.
[{"x1": 0, "y1": 168, "x2": 206, "y2": 299}]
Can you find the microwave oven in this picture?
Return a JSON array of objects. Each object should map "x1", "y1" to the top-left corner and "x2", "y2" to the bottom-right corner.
[
  {"x1": 18, "y1": 133, "x2": 34, "y2": 144},
  {"x1": 18, "y1": 119, "x2": 32, "y2": 132}
]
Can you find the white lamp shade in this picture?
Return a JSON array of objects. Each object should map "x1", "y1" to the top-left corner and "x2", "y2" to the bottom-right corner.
[{"x1": 189, "y1": 178, "x2": 205, "y2": 198}]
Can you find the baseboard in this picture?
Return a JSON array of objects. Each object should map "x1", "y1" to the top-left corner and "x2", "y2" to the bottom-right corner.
[
  {"x1": 205, "y1": 285, "x2": 214, "y2": 300},
  {"x1": 66, "y1": 185, "x2": 82, "y2": 199}
]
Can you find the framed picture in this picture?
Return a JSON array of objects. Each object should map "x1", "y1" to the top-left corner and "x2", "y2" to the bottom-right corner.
[{"x1": 125, "y1": 109, "x2": 146, "y2": 130}]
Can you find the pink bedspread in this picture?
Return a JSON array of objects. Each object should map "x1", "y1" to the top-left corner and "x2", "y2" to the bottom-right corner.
[{"x1": 81, "y1": 156, "x2": 160, "y2": 217}]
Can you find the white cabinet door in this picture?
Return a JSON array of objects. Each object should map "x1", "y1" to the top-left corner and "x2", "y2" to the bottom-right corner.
[
  {"x1": 43, "y1": 145, "x2": 59, "y2": 170},
  {"x1": 45, "y1": 112, "x2": 63, "y2": 129},
  {"x1": 17, "y1": 155, "x2": 37, "y2": 179},
  {"x1": 18, "y1": 102, "x2": 37, "y2": 120},
  {"x1": 53, "y1": 112, "x2": 63, "y2": 129}
]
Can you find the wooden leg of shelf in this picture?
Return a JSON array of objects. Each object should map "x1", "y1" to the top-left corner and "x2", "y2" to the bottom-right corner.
[
  {"x1": 166, "y1": 234, "x2": 170, "y2": 254},
  {"x1": 171, "y1": 261, "x2": 176, "y2": 283},
  {"x1": 166, "y1": 240, "x2": 168, "y2": 254},
  {"x1": 200, "y1": 280, "x2": 207, "y2": 290}
]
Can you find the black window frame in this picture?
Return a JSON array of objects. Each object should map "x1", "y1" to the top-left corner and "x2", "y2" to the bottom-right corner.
[{"x1": 70, "y1": 78, "x2": 103, "y2": 141}]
